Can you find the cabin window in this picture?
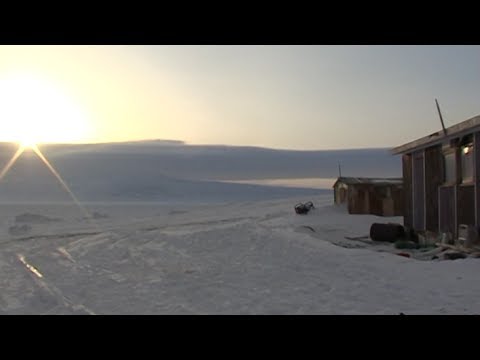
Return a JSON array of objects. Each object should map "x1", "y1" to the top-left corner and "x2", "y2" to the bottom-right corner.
[
  {"x1": 461, "y1": 141, "x2": 474, "y2": 183},
  {"x1": 444, "y1": 151, "x2": 456, "y2": 184}
]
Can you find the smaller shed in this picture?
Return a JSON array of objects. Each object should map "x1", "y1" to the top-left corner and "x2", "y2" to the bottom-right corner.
[{"x1": 333, "y1": 177, "x2": 404, "y2": 216}]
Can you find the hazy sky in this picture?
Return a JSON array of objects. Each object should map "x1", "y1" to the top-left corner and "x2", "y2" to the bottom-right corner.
[{"x1": 0, "y1": 45, "x2": 479, "y2": 150}]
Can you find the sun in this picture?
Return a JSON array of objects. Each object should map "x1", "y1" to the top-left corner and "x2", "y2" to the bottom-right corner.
[
  {"x1": 0, "y1": 72, "x2": 91, "y2": 145},
  {"x1": 15, "y1": 127, "x2": 38, "y2": 149},
  {"x1": 19, "y1": 137, "x2": 37, "y2": 149}
]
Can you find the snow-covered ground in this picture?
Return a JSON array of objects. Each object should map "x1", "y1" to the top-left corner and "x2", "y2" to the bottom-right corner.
[{"x1": 1, "y1": 194, "x2": 480, "y2": 315}]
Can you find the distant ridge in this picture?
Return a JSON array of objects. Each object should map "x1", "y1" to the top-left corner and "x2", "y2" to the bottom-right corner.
[{"x1": 0, "y1": 140, "x2": 400, "y2": 203}]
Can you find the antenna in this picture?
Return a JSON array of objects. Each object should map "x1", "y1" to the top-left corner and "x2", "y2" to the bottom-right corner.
[
  {"x1": 338, "y1": 162, "x2": 342, "y2": 177},
  {"x1": 435, "y1": 99, "x2": 448, "y2": 136}
]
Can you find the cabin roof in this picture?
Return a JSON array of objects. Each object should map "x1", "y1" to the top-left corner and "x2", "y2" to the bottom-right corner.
[
  {"x1": 332, "y1": 177, "x2": 403, "y2": 188},
  {"x1": 392, "y1": 114, "x2": 480, "y2": 155}
]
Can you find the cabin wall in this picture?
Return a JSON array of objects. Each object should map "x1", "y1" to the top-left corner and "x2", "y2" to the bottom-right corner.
[
  {"x1": 347, "y1": 184, "x2": 403, "y2": 217},
  {"x1": 457, "y1": 185, "x2": 475, "y2": 227},
  {"x1": 399, "y1": 128, "x2": 480, "y2": 234},
  {"x1": 392, "y1": 187, "x2": 404, "y2": 216},
  {"x1": 370, "y1": 185, "x2": 402, "y2": 217},
  {"x1": 347, "y1": 186, "x2": 354, "y2": 213},
  {"x1": 369, "y1": 185, "x2": 383, "y2": 216},
  {"x1": 439, "y1": 186, "x2": 456, "y2": 235},
  {"x1": 334, "y1": 183, "x2": 349, "y2": 205},
  {"x1": 402, "y1": 154, "x2": 413, "y2": 228},
  {"x1": 348, "y1": 185, "x2": 369, "y2": 214},
  {"x1": 424, "y1": 145, "x2": 443, "y2": 232},
  {"x1": 475, "y1": 132, "x2": 480, "y2": 227},
  {"x1": 412, "y1": 151, "x2": 425, "y2": 231}
]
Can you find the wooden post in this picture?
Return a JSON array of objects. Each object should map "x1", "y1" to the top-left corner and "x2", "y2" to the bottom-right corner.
[{"x1": 435, "y1": 99, "x2": 448, "y2": 136}]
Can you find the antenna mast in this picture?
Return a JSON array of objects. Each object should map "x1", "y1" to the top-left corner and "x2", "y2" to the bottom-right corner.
[{"x1": 435, "y1": 99, "x2": 448, "y2": 136}]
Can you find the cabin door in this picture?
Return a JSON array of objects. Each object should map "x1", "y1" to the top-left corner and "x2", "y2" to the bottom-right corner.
[{"x1": 412, "y1": 151, "x2": 425, "y2": 231}]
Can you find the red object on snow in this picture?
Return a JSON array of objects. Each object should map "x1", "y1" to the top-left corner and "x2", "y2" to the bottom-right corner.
[{"x1": 396, "y1": 252, "x2": 410, "y2": 258}]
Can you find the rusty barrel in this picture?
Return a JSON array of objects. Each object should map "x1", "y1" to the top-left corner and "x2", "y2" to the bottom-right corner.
[{"x1": 370, "y1": 223, "x2": 405, "y2": 242}]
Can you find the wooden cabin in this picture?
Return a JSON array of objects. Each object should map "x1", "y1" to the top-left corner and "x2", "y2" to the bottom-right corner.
[
  {"x1": 392, "y1": 115, "x2": 480, "y2": 238},
  {"x1": 333, "y1": 177, "x2": 404, "y2": 216}
]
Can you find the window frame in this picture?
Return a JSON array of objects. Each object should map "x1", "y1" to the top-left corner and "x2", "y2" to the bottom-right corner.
[{"x1": 443, "y1": 147, "x2": 457, "y2": 185}]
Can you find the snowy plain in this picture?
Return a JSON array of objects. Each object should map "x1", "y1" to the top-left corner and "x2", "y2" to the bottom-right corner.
[
  {"x1": 1, "y1": 194, "x2": 480, "y2": 315},
  {"x1": 0, "y1": 141, "x2": 478, "y2": 314}
]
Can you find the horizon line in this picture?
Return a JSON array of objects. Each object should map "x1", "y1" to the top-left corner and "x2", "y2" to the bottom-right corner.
[{"x1": 0, "y1": 139, "x2": 397, "y2": 153}]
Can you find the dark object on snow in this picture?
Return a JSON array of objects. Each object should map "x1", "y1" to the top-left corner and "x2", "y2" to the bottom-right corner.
[
  {"x1": 370, "y1": 223, "x2": 405, "y2": 242},
  {"x1": 443, "y1": 252, "x2": 467, "y2": 261},
  {"x1": 9, "y1": 224, "x2": 32, "y2": 236},
  {"x1": 15, "y1": 213, "x2": 61, "y2": 224},
  {"x1": 404, "y1": 227, "x2": 418, "y2": 243},
  {"x1": 304, "y1": 201, "x2": 314, "y2": 209},
  {"x1": 295, "y1": 201, "x2": 315, "y2": 215},
  {"x1": 301, "y1": 225, "x2": 316, "y2": 232},
  {"x1": 394, "y1": 240, "x2": 418, "y2": 249},
  {"x1": 396, "y1": 252, "x2": 411, "y2": 258},
  {"x1": 345, "y1": 235, "x2": 370, "y2": 240},
  {"x1": 92, "y1": 211, "x2": 108, "y2": 219}
]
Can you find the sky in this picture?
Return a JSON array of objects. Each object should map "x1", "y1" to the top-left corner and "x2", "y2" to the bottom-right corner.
[{"x1": 0, "y1": 45, "x2": 479, "y2": 150}]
